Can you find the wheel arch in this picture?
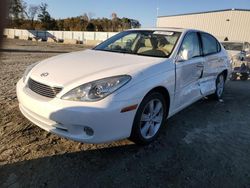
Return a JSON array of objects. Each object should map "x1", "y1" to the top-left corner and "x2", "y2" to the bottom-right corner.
[
  {"x1": 221, "y1": 69, "x2": 228, "y2": 80},
  {"x1": 144, "y1": 86, "x2": 170, "y2": 117},
  {"x1": 130, "y1": 86, "x2": 170, "y2": 144}
]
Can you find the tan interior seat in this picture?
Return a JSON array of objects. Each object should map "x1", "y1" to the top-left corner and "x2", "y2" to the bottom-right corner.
[
  {"x1": 137, "y1": 39, "x2": 153, "y2": 54},
  {"x1": 137, "y1": 37, "x2": 168, "y2": 57},
  {"x1": 157, "y1": 37, "x2": 174, "y2": 55},
  {"x1": 161, "y1": 44, "x2": 174, "y2": 54}
]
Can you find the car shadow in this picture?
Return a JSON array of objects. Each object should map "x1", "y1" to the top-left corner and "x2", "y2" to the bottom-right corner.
[{"x1": 0, "y1": 144, "x2": 141, "y2": 187}]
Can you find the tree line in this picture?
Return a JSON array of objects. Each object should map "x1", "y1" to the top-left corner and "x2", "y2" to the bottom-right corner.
[{"x1": 7, "y1": 0, "x2": 141, "y2": 32}]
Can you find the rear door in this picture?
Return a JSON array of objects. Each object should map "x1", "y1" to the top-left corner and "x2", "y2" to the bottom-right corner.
[
  {"x1": 199, "y1": 32, "x2": 223, "y2": 96},
  {"x1": 174, "y1": 32, "x2": 204, "y2": 109}
]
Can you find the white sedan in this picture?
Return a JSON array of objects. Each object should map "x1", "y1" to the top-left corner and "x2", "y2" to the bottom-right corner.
[{"x1": 17, "y1": 28, "x2": 231, "y2": 144}]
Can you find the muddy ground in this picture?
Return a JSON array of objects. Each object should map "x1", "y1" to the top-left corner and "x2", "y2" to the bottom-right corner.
[{"x1": 0, "y1": 39, "x2": 250, "y2": 188}]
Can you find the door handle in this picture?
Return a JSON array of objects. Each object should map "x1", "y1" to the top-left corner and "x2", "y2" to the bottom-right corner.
[
  {"x1": 218, "y1": 58, "x2": 224, "y2": 62},
  {"x1": 196, "y1": 65, "x2": 204, "y2": 68}
]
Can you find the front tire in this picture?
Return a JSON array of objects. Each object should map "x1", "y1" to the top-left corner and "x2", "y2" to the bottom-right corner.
[{"x1": 130, "y1": 92, "x2": 167, "y2": 145}]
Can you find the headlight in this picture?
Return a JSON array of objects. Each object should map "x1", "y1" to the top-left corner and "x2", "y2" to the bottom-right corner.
[
  {"x1": 23, "y1": 62, "x2": 39, "y2": 83},
  {"x1": 61, "y1": 75, "x2": 131, "y2": 102}
]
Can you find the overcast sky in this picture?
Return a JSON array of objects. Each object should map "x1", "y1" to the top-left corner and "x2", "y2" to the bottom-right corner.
[{"x1": 24, "y1": 0, "x2": 250, "y2": 27}]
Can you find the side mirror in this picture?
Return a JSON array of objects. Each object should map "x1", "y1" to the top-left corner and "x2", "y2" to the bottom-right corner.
[{"x1": 177, "y1": 49, "x2": 192, "y2": 62}]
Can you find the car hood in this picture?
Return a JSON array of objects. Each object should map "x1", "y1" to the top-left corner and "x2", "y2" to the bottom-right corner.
[{"x1": 29, "y1": 49, "x2": 164, "y2": 87}]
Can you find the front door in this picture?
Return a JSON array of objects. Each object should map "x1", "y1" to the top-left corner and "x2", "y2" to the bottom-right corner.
[{"x1": 174, "y1": 32, "x2": 204, "y2": 110}]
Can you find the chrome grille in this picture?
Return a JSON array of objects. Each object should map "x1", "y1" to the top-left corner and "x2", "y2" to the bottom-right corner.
[{"x1": 28, "y1": 78, "x2": 62, "y2": 98}]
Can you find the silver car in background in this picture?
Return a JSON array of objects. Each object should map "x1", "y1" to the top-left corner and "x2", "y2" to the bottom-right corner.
[{"x1": 221, "y1": 41, "x2": 250, "y2": 61}]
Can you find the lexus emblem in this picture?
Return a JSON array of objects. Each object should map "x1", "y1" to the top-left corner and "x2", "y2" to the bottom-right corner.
[{"x1": 40, "y1": 72, "x2": 49, "y2": 77}]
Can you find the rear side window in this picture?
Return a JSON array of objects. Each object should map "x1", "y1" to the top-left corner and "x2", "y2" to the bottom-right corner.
[{"x1": 200, "y1": 33, "x2": 221, "y2": 56}]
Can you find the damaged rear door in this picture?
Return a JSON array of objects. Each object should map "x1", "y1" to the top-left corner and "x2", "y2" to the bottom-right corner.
[{"x1": 198, "y1": 32, "x2": 222, "y2": 96}]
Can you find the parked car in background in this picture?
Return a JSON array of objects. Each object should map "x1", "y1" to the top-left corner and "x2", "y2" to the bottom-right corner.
[
  {"x1": 221, "y1": 41, "x2": 250, "y2": 61},
  {"x1": 17, "y1": 28, "x2": 231, "y2": 145}
]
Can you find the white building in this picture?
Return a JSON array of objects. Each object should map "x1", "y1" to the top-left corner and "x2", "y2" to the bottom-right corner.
[{"x1": 157, "y1": 9, "x2": 250, "y2": 42}]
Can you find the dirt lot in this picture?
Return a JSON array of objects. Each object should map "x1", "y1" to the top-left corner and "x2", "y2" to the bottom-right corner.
[{"x1": 0, "y1": 39, "x2": 250, "y2": 188}]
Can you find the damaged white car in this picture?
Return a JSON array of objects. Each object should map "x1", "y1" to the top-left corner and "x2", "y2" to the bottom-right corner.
[{"x1": 17, "y1": 28, "x2": 231, "y2": 144}]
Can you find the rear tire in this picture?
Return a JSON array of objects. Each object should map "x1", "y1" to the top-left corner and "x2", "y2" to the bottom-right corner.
[
  {"x1": 209, "y1": 74, "x2": 225, "y2": 100},
  {"x1": 129, "y1": 92, "x2": 167, "y2": 145}
]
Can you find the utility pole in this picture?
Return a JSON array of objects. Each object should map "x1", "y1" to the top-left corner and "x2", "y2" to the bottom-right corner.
[{"x1": 156, "y1": 0, "x2": 159, "y2": 27}]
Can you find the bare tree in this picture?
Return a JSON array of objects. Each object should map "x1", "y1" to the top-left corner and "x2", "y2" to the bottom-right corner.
[
  {"x1": 28, "y1": 5, "x2": 39, "y2": 20},
  {"x1": 26, "y1": 5, "x2": 39, "y2": 29}
]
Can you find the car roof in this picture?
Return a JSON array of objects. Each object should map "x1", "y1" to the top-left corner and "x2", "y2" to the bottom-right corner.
[{"x1": 129, "y1": 27, "x2": 192, "y2": 33}]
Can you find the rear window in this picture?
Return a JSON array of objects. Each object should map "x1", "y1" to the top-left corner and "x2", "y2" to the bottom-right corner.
[{"x1": 201, "y1": 33, "x2": 221, "y2": 56}]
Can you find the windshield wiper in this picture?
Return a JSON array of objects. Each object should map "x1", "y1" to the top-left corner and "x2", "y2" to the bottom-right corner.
[
  {"x1": 95, "y1": 49, "x2": 167, "y2": 58},
  {"x1": 95, "y1": 49, "x2": 134, "y2": 55},
  {"x1": 135, "y1": 53, "x2": 168, "y2": 58}
]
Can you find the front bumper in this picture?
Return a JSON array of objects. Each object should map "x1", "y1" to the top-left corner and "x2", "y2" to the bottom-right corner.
[{"x1": 16, "y1": 79, "x2": 139, "y2": 143}]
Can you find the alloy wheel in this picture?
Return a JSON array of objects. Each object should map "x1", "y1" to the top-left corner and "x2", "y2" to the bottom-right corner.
[
  {"x1": 217, "y1": 75, "x2": 225, "y2": 98},
  {"x1": 139, "y1": 99, "x2": 163, "y2": 139}
]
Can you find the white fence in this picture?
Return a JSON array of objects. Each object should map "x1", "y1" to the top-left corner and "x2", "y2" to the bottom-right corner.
[{"x1": 3, "y1": 28, "x2": 118, "y2": 44}]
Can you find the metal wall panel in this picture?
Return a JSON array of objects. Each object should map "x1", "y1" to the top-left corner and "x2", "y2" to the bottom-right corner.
[{"x1": 157, "y1": 10, "x2": 250, "y2": 42}]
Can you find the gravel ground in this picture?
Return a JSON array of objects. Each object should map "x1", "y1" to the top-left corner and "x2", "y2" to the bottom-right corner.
[{"x1": 0, "y1": 39, "x2": 250, "y2": 188}]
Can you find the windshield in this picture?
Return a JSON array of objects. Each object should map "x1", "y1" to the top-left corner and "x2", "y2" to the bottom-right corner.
[
  {"x1": 94, "y1": 30, "x2": 181, "y2": 58},
  {"x1": 222, "y1": 42, "x2": 243, "y2": 51}
]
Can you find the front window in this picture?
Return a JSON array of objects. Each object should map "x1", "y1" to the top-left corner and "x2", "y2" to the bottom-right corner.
[
  {"x1": 94, "y1": 30, "x2": 181, "y2": 58},
  {"x1": 178, "y1": 32, "x2": 201, "y2": 60},
  {"x1": 222, "y1": 42, "x2": 243, "y2": 51}
]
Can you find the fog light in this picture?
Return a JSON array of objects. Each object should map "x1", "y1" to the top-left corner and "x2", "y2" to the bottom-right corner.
[{"x1": 84, "y1": 127, "x2": 94, "y2": 136}]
